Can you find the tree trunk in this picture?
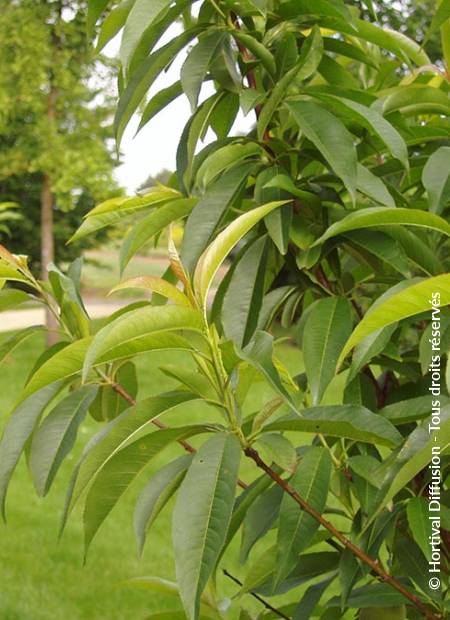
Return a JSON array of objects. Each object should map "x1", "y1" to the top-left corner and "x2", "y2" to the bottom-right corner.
[{"x1": 40, "y1": 172, "x2": 58, "y2": 345}]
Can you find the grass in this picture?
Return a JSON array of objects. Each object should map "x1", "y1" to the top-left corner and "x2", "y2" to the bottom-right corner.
[{"x1": 0, "y1": 329, "x2": 312, "y2": 620}]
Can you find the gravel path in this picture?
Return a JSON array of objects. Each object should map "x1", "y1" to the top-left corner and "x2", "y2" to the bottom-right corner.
[{"x1": 0, "y1": 300, "x2": 127, "y2": 332}]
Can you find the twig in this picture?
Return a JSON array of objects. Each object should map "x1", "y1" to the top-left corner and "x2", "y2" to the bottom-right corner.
[
  {"x1": 244, "y1": 446, "x2": 442, "y2": 620},
  {"x1": 223, "y1": 569, "x2": 292, "y2": 620}
]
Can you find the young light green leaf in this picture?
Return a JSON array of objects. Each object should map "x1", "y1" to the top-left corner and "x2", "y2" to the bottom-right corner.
[
  {"x1": 313, "y1": 207, "x2": 450, "y2": 247},
  {"x1": 120, "y1": 197, "x2": 196, "y2": 272},
  {"x1": 303, "y1": 297, "x2": 352, "y2": 405},
  {"x1": 0, "y1": 288, "x2": 30, "y2": 312},
  {"x1": 84, "y1": 425, "x2": 209, "y2": 553},
  {"x1": 339, "y1": 275, "x2": 450, "y2": 365},
  {"x1": 0, "y1": 383, "x2": 63, "y2": 518},
  {"x1": 194, "y1": 201, "x2": 288, "y2": 306},
  {"x1": 173, "y1": 433, "x2": 241, "y2": 620},
  {"x1": 29, "y1": 385, "x2": 98, "y2": 497},
  {"x1": 422, "y1": 146, "x2": 450, "y2": 213},
  {"x1": 82, "y1": 305, "x2": 204, "y2": 380},
  {"x1": 287, "y1": 100, "x2": 357, "y2": 203},
  {"x1": 0, "y1": 326, "x2": 44, "y2": 366},
  {"x1": 266, "y1": 405, "x2": 402, "y2": 448},
  {"x1": 70, "y1": 189, "x2": 180, "y2": 242},
  {"x1": 275, "y1": 447, "x2": 332, "y2": 586},
  {"x1": 196, "y1": 142, "x2": 262, "y2": 191},
  {"x1": 110, "y1": 276, "x2": 191, "y2": 307},
  {"x1": 19, "y1": 338, "x2": 92, "y2": 403}
]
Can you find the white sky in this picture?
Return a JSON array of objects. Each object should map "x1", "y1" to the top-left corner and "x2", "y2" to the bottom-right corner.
[{"x1": 106, "y1": 24, "x2": 252, "y2": 193}]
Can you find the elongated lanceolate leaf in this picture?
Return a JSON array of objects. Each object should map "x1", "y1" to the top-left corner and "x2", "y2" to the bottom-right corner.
[
  {"x1": 29, "y1": 385, "x2": 98, "y2": 496},
  {"x1": 173, "y1": 433, "x2": 241, "y2": 620}
]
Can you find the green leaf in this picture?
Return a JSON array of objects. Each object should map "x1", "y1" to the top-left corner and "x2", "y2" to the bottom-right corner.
[
  {"x1": 173, "y1": 433, "x2": 241, "y2": 620},
  {"x1": 137, "y1": 80, "x2": 183, "y2": 133},
  {"x1": 303, "y1": 297, "x2": 352, "y2": 405},
  {"x1": 368, "y1": 407, "x2": 450, "y2": 523},
  {"x1": 62, "y1": 393, "x2": 200, "y2": 531},
  {"x1": 240, "y1": 484, "x2": 283, "y2": 562},
  {"x1": 287, "y1": 100, "x2": 357, "y2": 203},
  {"x1": 266, "y1": 405, "x2": 402, "y2": 448},
  {"x1": 70, "y1": 189, "x2": 181, "y2": 242},
  {"x1": 115, "y1": 28, "x2": 201, "y2": 145},
  {"x1": 257, "y1": 26, "x2": 323, "y2": 140},
  {"x1": 111, "y1": 276, "x2": 190, "y2": 307},
  {"x1": 82, "y1": 305, "x2": 204, "y2": 380},
  {"x1": 426, "y1": 0, "x2": 450, "y2": 39},
  {"x1": 119, "y1": 0, "x2": 170, "y2": 70},
  {"x1": 194, "y1": 201, "x2": 288, "y2": 306},
  {"x1": 181, "y1": 163, "x2": 255, "y2": 274},
  {"x1": 196, "y1": 142, "x2": 262, "y2": 191},
  {"x1": 255, "y1": 167, "x2": 292, "y2": 255},
  {"x1": 383, "y1": 85, "x2": 450, "y2": 117},
  {"x1": 181, "y1": 32, "x2": 227, "y2": 111},
  {"x1": 20, "y1": 338, "x2": 92, "y2": 403},
  {"x1": 379, "y1": 395, "x2": 450, "y2": 425},
  {"x1": 275, "y1": 448, "x2": 332, "y2": 585},
  {"x1": 231, "y1": 31, "x2": 276, "y2": 77},
  {"x1": 0, "y1": 288, "x2": 30, "y2": 312},
  {"x1": 313, "y1": 94, "x2": 408, "y2": 170},
  {"x1": 96, "y1": 0, "x2": 133, "y2": 53},
  {"x1": 0, "y1": 383, "x2": 63, "y2": 518},
  {"x1": 120, "y1": 198, "x2": 196, "y2": 272},
  {"x1": 314, "y1": 207, "x2": 450, "y2": 248},
  {"x1": 89, "y1": 361, "x2": 138, "y2": 422},
  {"x1": 407, "y1": 497, "x2": 431, "y2": 561},
  {"x1": 255, "y1": 433, "x2": 297, "y2": 472},
  {"x1": 29, "y1": 386, "x2": 98, "y2": 497},
  {"x1": 241, "y1": 331, "x2": 297, "y2": 409},
  {"x1": 422, "y1": 147, "x2": 450, "y2": 213},
  {"x1": 87, "y1": 0, "x2": 110, "y2": 37},
  {"x1": 0, "y1": 326, "x2": 43, "y2": 365},
  {"x1": 339, "y1": 275, "x2": 450, "y2": 365},
  {"x1": 347, "y1": 324, "x2": 397, "y2": 384},
  {"x1": 356, "y1": 164, "x2": 395, "y2": 208},
  {"x1": 159, "y1": 365, "x2": 217, "y2": 401},
  {"x1": 222, "y1": 236, "x2": 269, "y2": 347},
  {"x1": 134, "y1": 453, "x2": 193, "y2": 554},
  {"x1": 84, "y1": 424, "x2": 209, "y2": 553},
  {"x1": 327, "y1": 583, "x2": 408, "y2": 609},
  {"x1": 0, "y1": 262, "x2": 30, "y2": 283}
]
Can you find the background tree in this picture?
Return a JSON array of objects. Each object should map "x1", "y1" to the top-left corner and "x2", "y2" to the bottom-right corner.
[{"x1": 0, "y1": 0, "x2": 119, "y2": 335}]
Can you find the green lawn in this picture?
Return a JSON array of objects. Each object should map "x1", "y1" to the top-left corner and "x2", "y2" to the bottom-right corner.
[{"x1": 0, "y1": 330, "x2": 313, "y2": 620}]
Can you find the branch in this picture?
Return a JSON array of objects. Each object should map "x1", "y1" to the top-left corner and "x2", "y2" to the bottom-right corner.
[
  {"x1": 111, "y1": 381, "x2": 246, "y2": 486},
  {"x1": 244, "y1": 446, "x2": 442, "y2": 620},
  {"x1": 223, "y1": 569, "x2": 292, "y2": 620}
]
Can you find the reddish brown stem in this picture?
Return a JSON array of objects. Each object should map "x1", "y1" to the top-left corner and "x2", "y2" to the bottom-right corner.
[{"x1": 244, "y1": 446, "x2": 442, "y2": 620}]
